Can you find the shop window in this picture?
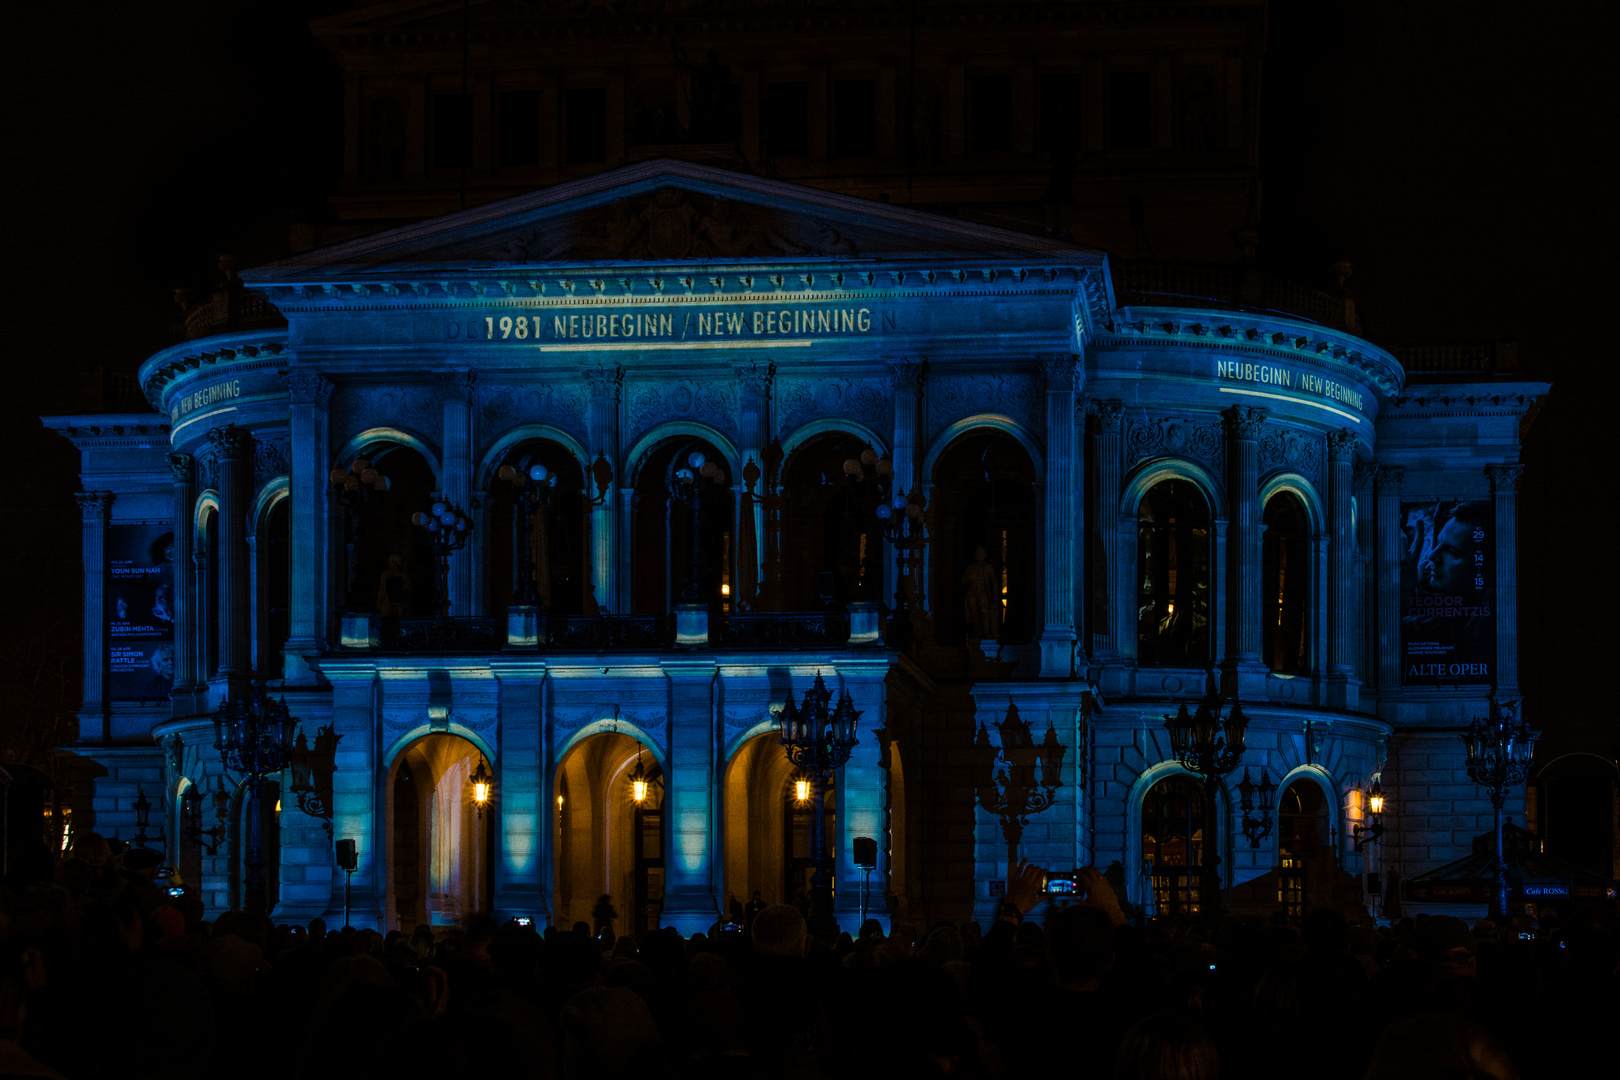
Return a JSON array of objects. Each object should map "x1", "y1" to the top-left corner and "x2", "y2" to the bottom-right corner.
[
  {"x1": 1137, "y1": 480, "x2": 1212, "y2": 666},
  {"x1": 1263, "y1": 492, "x2": 1310, "y2": 674}
]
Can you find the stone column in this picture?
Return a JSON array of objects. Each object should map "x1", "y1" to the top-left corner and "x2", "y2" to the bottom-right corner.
[
  {"x1": 584, "y1": 365, "x2": 621, "y2": 613},
  {"x1": 282, "y1": 373, "x2": 332, "y2": 680},
  {"x1": 76, "y1": 491, "x2": 114, "y2": 741},
  {"x1": 324, "y1": 665, "x2": 382, "y2": 929},
  {"x1": 1354, "y1": 461, "x2": 1378, "y2": 687},
  {"x1": 832, "y1": 674, "x2": 888, "y2": 930},
  {"x1": 168, "y1": 454, "x2": 198, "y2": 699},
  {"x1": 1375, "y1": 466, "x2": 1404, "y2": 691},
  {"x1": 1326, "y1": 429, "x2": 1359, "y2": 708},
  {"x1": 1038, "y1": 356, "x2": 1079, "y2": 676},
  {"x1": 490, "y1": 661, "x2": 546, "y2": 921},
  {"x1": 1486, "y1": 464, "x2": 1523, "y2": 693},
  {"x1": 1223, "y1": 406, "x2": 1268, "y2": 697},
  {"x1": 440, "y1": 369, "x2": 475, "y2": 617},
  {"x1": 660, "y1": 659, "x2": 720, "y2": 936},
  {"x1": 888, "y1": 360, "x2": 925, "y2": 619},
  {"x1": 1092, "y1": 401, "x2": 1125, "y2": 662},
  {"x1": 735, "y1": 362, "x2": 772, "y2": 603},
  {"x1": 209, "y1": 425, "x2": 252, "y2": 678}
]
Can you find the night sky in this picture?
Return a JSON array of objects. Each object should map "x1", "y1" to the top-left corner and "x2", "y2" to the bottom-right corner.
[{"x1": 2, "y1": 2, "x2": 1613, "y2": 760}]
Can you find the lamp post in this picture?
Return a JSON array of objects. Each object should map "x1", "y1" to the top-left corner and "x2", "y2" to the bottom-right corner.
[
  {"x1": 412, "y1": 500, "x2": 472, "y2": 618},
  {"x1": 845, "y1": 449, "x2": 927, "y2": 646},
  {"x1": 1163, "y1": 680, "x2": 1250, "y2": 919},
  {"x1": 289, "y1": 723, "x2": 343, "y2": 844},
  {"x1": 670, "y1": 450, "x2": 726, "y2": 603},
  {"x1": 212, "y1": 682, "x2": 299, "y2": 914},
  {"x1": 779, "y1": 672, "x2": 861, "y2": 930},
  {"x1": 973, "y1": 702, "x2": 1067, "y2": 880},
  {"x1": 183, "y1": 779, "x2": 229, "y2": 857},
  {"x1": 131, "y1": 786, "x2": 156, "y2": 850},
  {"x1": 628, "y1": 748, "x2": 650, "y2": 805},
  {"x1": 329, "y1": 456, "x2": 390, "y2": 611},
  {"x1": 1237, "y1": 768, "x2": 1276, "y2": 848},
  {"x1": 496, "y1": 460, "x2": 558, "y2": 607},
  {"x1": 1461, "y1": 695, "x2": 1538, "y2": 921},
  {"x1": 1353, "y1": 777, "x2": 1385, "y2": 852}
]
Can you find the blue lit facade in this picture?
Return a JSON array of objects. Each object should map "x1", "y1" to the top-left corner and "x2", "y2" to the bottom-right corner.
[{"x1": 49, "y1": 160, "x2": 1547, "y2": 929}]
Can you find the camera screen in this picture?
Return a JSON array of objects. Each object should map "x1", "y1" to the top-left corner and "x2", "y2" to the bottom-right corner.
[
  {"x1": 515, "y1": 916, "x2": 533, "y2": 926},
  {"x1": 167, "y1": 886, "x2": 185, "y2": 898},
  {"x1": 721, "y1": 921, "x2": 744, "y2": 933},
  {"x1": 1044, "y1": 877, "x2": 1077, "y2": 895}
]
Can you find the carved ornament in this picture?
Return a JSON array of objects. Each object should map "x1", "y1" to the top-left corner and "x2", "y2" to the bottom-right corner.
[
  {"x1": 1038, "y1": 355, "x2": 1079, "y2": 392},
  {"x1": 1222, "y1": 405, "x2": 1269, "y2": 440},
  {"x1": 926, "y1": 372, "x2": 1036, "y2": 436},
  {"x1": 167, "y1": 452, "x2": 196, "y2": 485},
  {"x1": 776, "y1": 376, "x2": 891, "y2": 439},
  {"x1": 1125, "y1": 415, "x2": 1224, "y2": 473},
  {"x1": 1259, "y1": 429, "x2": 1324, "y2": 485},
  {"x1": 206, "y1": 424, "x2": 253, "y2": 461},
  {"x1": 1485, "y1": 463, "x2": 1524, "y2": 493},
  {"x1": 281, "y1": 371, "x2": 333, "y2": 407},
  {"x1": 1326, "y1": 428, "x2": 1358, "y2": 461},
  {"x1": 75, "y1": 491, "x2": 113, "y2": 520}
]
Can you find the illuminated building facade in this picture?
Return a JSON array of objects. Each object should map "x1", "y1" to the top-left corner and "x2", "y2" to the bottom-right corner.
[{"x1": 46, "y1": 2, "x2": 1548, "y2": 929}]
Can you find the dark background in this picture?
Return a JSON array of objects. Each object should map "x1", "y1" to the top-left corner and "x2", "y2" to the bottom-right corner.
[{"x1": 1, "y1": 1, "x2": 1614, "y2": 765}]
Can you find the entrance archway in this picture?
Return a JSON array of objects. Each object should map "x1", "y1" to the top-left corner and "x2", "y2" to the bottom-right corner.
[
  {"x1": 724, "y1": 730, "x2": 837, "y2": 911},
  {"x1": 553, "y1": 732, "x2": 665, "y2": 936},
  {"x1": 386, "y1": 733, "x2": 493, "y2": 931}
]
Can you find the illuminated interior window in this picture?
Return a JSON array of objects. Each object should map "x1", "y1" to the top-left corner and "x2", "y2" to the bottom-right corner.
[{"x1": 1138, "y1": 480, "x2": 1212, "y2": 667}]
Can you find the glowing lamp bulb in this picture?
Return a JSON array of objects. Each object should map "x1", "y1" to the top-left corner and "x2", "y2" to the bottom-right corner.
[
  {"x1": 632, "y1": 777, "x2": 649, "y2": 804},
  {"x1": 473, "y1": 781, "x2": 490, "y2": 804},
  {"x1": 687, "y1": 451, "x2": 706, "y2": 469},
  {"x1": 529, "y1": 463, "x2": 548, "y2": 483},
  {"x1": 795, "y1": 778, "x2": 811, "y2": 802}
]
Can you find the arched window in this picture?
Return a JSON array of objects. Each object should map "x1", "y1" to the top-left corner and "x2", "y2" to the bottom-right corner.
[
  {"x1": 631, "y1": 438, "x2": 732, "y2": 614},
  {"x1": 1142, "y1": 775, "x2": 1205, "y2": 917},
  {"x1": 775, "y1": 433, "x2": 880, "y2": 611},
  {"x1": 197, "y1": 504, "x2": 219, "y2": 679},
  {"x1": 1262, "y1": 492, "x2": 1310, "y2": 674},
  {"x1": 1137, "y1": 479, "x2": 1212, "y2": 666},
  {"x1": 340, "y1": 443, "x2": 437, "y2": 619},
  {"x1": 929, "y1": 432, "x2": 1038, "y2": 646},
  {"x1": 1277, "y1": 777, "x2": 1329, "y2": 920},
  {"x1": 486, "y1": 440, "x2": 588, "y2": 619},
  {"x1": 258, "y1": 497, "x2": 289, "y2": 679}
]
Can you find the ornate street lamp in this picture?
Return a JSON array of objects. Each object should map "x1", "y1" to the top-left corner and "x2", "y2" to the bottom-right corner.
[
  {"x1": 779, "y1": 672, "x2": 861, "y2": 929},
  {"x1": 289, "y1": 723, "x2": 343, "y2": 844},
  {"x1": 469, "y1": 758, "x2": 493, "y2": 819},
  {"x1": 183, "y1": 779, "x2": 229, "y2": 857},
  {"x1": 628, "y1": 747, "x2": 651, "y2": 805},
  {"x1": 1237, "y1": 768, "x2": 1276, "y2": 848},
  {"x1": 213, "y1": 682, "x2": 299, "y2": 914},
  {"x1": 1353, "y1": 777, "x2": 1386, "y2": 852},
  {"x1": 1461, "y1": 695, "x2": 1538, "y2": 920},
  {"x1": 973, "y1": 702, "x2": 1067, "y2": 880},
  {"x1": 130, "y1": 785, "x2": 156, "y2": 850},
  {"x1": 1163, "y1": 681, "x2": 1250, "y2": 918},
  {"x1": 496, "y1": 460, "x2": 559, "y2": 608},
  {"x1": 670, "y1": 450, "x2": 726, "y2": 603},
  {"x1": 412, "y1": 500, "x2": 472, "y2": 618},
  {"x1": 329, "y1": 456, "x2": 390, "y2": 611},
  {"x1": 846, "y1": 448, "x2": 927, "y2": 646}
]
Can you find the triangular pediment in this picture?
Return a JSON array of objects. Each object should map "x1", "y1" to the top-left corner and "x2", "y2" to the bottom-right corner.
[{"x1": 247, "y1": 160, "x2": 1104, "y2": 283}]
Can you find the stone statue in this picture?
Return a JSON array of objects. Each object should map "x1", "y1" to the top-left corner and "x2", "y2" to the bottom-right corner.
[
  {"x1": 377, "y1": 554, "x2": 411, "y2": 617},
  {"x1": 962, "y1": 546, "x2": 1002, "y2": 642}
]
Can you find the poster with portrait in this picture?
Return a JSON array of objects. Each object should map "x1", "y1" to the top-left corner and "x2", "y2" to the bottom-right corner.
[
  {"x1": 108, "y1": 523, "x2": 176, "y2": 700},
  {"x1": 1399, "y1": 500, "x2": 1494, "y2": 685}
]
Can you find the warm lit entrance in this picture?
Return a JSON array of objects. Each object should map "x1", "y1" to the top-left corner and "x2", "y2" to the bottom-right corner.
[
  {"x1": 725, "y1": 730, "x2": 837, "y2": 910},
  {"x1": 386, "y1": 733, "x2": 493, "y2": 931},
  {"x1": 553, "y1": 731, "x2": 665, "y2": 935}
]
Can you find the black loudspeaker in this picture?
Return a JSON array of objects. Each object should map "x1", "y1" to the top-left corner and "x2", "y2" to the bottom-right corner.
[
  {"x1": 853, "y1": 836, "x2": 877, "y2": 869},
  {"x1": 336, "y1": 839, "x2": 357, "y2": 871}
]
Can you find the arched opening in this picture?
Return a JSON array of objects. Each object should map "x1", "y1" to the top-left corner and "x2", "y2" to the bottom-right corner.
[
  {"x1": 1137, "y1": 479, "x2": 1213, "y2": 667},
  {"x1": 486, "y1": 439, "x2": 589, "y2": 620},
  {"x1": 197, "y1": 503, "x2": 220, "y2": 680},
  {"x1": 1277, "y1": 777, "x2": 1330, "y2": 920},
  {"x1": 775, "y1": 433, "x2": 882, "y2": 611},
  {"x1": 724, "y1": 730, "x2": 799, "y2": 909},
  {"x1": 631, "y1": 438, "x2": 732, "y2": 615},
  {"x1": 258, "y1": 496, "x2": 290, "y2": 679},
  {"x1": 929, "y1": 431, "x2": 1039, "y2": 646},
  {"x1": 1142, "y1": 774, "x2": 1206, "y2": 917},
  {"x1": 340, "y1": 442, "x2": 437, "y2": 619},
  {"x1": 1263, "y1": 491, "x2": 1310, "y2": 674},
  {"x1": 553, "y1": 732, "x2": 666, "y2": 935},
  {"x1": 386, "y1": 734, "x2": 494, "y2": 931},
  {"x1": 230, "y1": 778, "x2": 280, "y2": 913}
]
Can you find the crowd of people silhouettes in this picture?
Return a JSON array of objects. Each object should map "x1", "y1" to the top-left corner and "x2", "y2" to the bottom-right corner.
[{"x1": 0, "y1": 834, "x2": 1612, "y2": 1079}]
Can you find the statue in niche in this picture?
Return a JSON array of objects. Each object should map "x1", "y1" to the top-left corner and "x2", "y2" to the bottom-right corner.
[
  {"x1": 377, "y1": 554, "x2": 411, "y2": 617},
  {"x1": 962, "y1": 546, "x2": 1002, "y2": 643},
  {"x1": 673, "y1": 43, "x2": 741, "y2": 143}
]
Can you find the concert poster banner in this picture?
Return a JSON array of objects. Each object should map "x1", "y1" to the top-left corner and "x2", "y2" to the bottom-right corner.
[
  {"x1": 108, "y1": 523, "x2": 176, "y2": 700},
  {"x1": 1399, "y1": 500, "x2": 1495, "y2": 685}
]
